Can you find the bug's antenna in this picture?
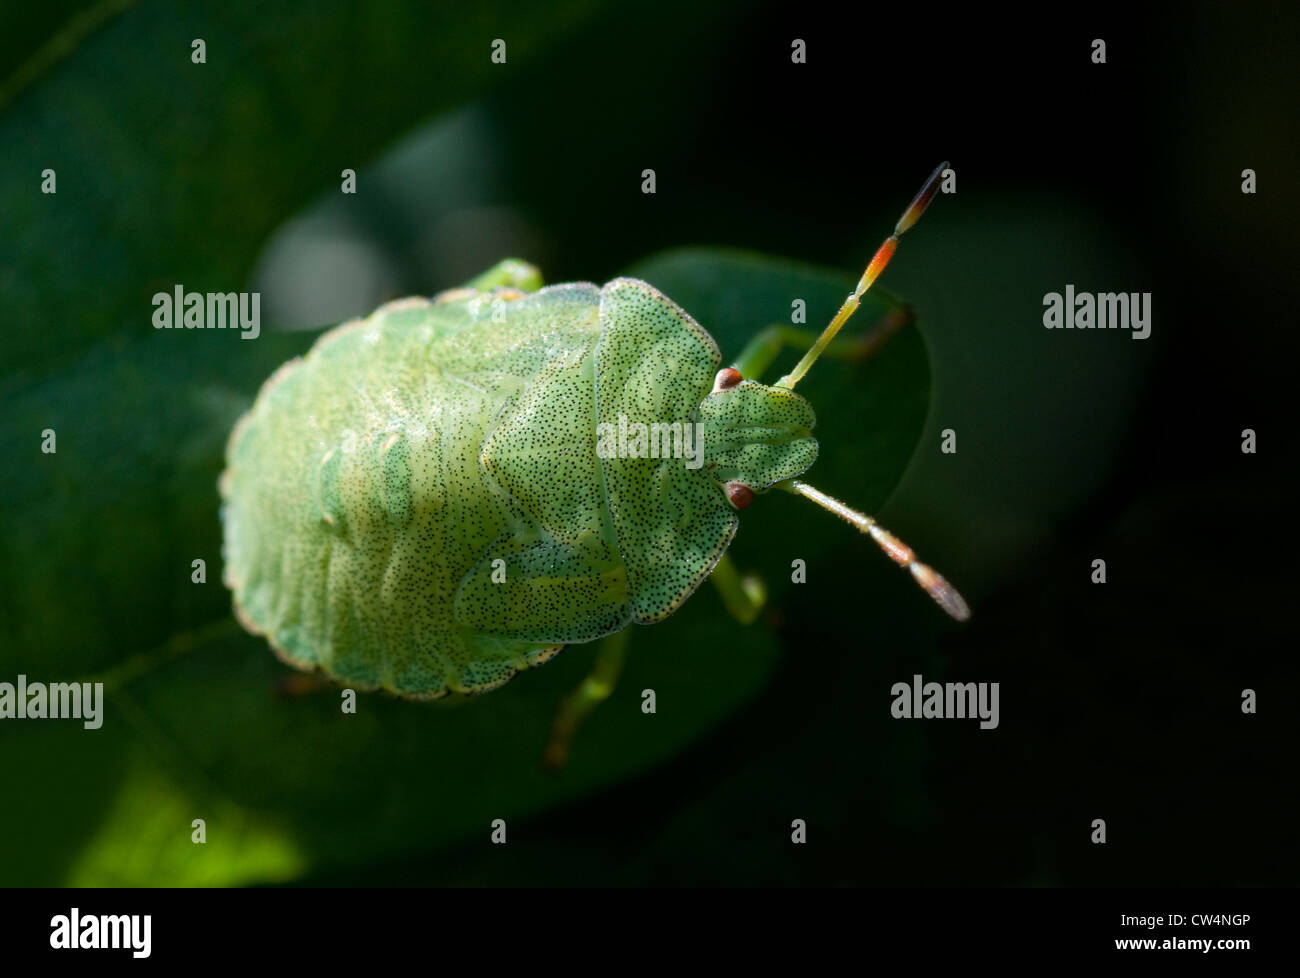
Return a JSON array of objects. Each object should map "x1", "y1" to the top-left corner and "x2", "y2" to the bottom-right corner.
[
  {"x1": 779, "y1": 478, "x2": 969, "y2": 621},
  {"x1": 775, "y1": 161, "x2": 948, "y2": 391}
]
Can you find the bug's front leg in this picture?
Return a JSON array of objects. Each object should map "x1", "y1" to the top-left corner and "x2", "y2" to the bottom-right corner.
[
  {"x1": 434, "y1": 258, "x2": 544, "y2": 305},
  {"x1": 544, "y1": 629, "x2": 628, "y2": 772},
  {"x1": 729, "y1": 303, "x2": 913, "y2": 382},
  {"x1": 464, "y1": 257, "x2": 543, "y2": 292}
]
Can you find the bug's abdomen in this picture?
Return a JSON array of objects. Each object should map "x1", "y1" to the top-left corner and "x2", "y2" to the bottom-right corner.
[
  {"x1": 221, "y1": 295, "x2": 605, "y2": 697},
  {"x1": 222, "y1": 286, "x2": 618, "y2": 697}
]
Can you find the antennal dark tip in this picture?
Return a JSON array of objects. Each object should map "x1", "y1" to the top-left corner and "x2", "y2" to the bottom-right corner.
[{"x1": 895, "y1": 160, "x2": 949, "y2": 236}]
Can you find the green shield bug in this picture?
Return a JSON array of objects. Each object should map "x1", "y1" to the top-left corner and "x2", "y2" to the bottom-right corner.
[{"x1": 220, "y1": 163, "x2": 967, "y2": 764}]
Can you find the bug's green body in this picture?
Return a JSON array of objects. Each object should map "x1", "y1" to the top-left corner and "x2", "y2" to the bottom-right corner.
[{"x1": 221, "y1": 275, "x2": 818, "y2": 697}]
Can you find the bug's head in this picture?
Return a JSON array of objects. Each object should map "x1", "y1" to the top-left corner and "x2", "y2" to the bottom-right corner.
[
  {"x1": 696, "y1": 367, "x2": 818, "y2": 510},
  {"x1": 684, "y1": 162, "x2": 971, "y2": 622}
]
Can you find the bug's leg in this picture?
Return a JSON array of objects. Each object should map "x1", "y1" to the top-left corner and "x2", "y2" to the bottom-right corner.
[
  {"x1": 463, "y1": 258, "x2": 543, "y2": 293},
  {"x1": 272, "y1": 670, "x2": 336, "y2": 697},
  {"x1": 729, "y1": 305, "x2": 913, "y2": 383},
  {"x1": 708, "y1": 551, "x2": 767, "y2": 625},
  {"x1": 433, "y1": 259, "x2": 544, "y2": 305},
  {"x1": 544, "y1": 629, "x2": 628, "y2": 771}
]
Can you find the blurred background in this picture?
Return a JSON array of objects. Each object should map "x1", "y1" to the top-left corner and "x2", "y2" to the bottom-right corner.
[{"x1": 0, "y1": 0, "x2": 1295, "y2": 885}]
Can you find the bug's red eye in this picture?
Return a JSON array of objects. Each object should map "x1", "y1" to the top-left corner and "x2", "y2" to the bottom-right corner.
[
  {"x1": 713, "y1": 367, "x2": 743, "y2": 392},
  {"x1": 726, "y1": 482, "x2": 754, "y2": 509}
]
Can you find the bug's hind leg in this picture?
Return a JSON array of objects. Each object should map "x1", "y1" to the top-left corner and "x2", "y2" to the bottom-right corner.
[
  {"x1": 729, "y1": 303, "x2": 913, "y2": 382},
  {"x1": 544, "y1": 629, "x2": 628, "y2": 772},
  {"x1": 708, "y1": 552, "x2": 767, "y2": 625},
  {"x1": 272, "y1": 670, "x2": 337, "y2": 698}
]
